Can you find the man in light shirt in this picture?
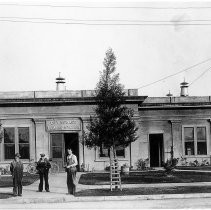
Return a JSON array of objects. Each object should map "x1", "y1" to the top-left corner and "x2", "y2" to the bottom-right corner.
[{"x1": 65, "y1": 148, "x2": 78, "y2": 195}]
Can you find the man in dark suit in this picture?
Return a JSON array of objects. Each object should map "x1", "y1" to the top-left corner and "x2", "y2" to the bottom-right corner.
[
  {"x1": 10, "y1": 153, "x2": 24, "y2": 196},
  {"x1": 36, "y1": 153, "x2": 51, "y2": 192}
]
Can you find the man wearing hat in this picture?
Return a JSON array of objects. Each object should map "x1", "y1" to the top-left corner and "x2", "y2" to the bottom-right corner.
[
  {"x1": 36, "y1": 153, "x2": 51, "y2": 192},
  {"x1": 10, "y1": 153, "x2": 24, "y2": 196}
]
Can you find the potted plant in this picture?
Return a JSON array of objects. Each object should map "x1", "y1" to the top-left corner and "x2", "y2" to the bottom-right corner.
[
  {"x1": 105, "y1": 165, "x2": 110, "y2": 171},
  {"x1": 121, "y1": 163, "x2": 130, "y2": 175}
]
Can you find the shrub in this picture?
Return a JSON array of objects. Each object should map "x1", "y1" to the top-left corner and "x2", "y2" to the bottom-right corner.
[
  {"x1": 163, "y1": 158, "x2": 179, "y2": 174},
  {"x1": 179, "y1": 158, "x2": 210, "y2": 167},
  {"x1": 189, "y1": 159, "x2": 209, "y2": 167},
  {"x1": 201, "y1": 159, "x2": 209, "y2": 166},
  {"x1": 180, "y1": 157, "x2": 188, "y2": 166},
  {"x1": 189, "y1": 160, "x2": 199, "y2": 167},
  {"x1": 122, "y1": 163, "x2": 129, "y2": 168},
  {"x1": 81, "y1": 163, "x2": 85, "y2": 172},
  {"x1": 105, "y1": 165, "x2": 110, "y2": 171},
  {"x1": 136, "y1": 158, "x2": 149, "y2": 171}
]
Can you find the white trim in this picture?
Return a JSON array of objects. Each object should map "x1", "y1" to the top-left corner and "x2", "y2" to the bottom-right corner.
[
  {"x1": 182, "y1": 124, "x2": 209, "y2": 157},
  {"x1": 95, "y1": 146, "x2": 129, "y2": 162},
  {"x1": 139, "y1": 116, "x2": 211, "y2": 121},
  {"x1": 3, "y1": 126, "x2": 31, "y2": 161}
]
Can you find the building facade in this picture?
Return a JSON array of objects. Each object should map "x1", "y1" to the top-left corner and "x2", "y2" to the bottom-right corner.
[
  {"x1": 139, "y1": 96, "x2": 211, "y2": 167},
  {"x1": 0, "y1": 88, "x2": 211, "y2": 171},
  {"x1": 0, "y1": 89, "x2": 145, "y2": 171}
]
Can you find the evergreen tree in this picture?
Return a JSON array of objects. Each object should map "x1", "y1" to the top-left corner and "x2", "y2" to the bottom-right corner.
[{"x1": 84, "y1": 48, "x2": 138, "y2": 159}]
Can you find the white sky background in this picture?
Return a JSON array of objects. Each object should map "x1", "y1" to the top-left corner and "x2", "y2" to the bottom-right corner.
[{"x1": 0, "y1": 0, "x2": 211, "y2": 97}]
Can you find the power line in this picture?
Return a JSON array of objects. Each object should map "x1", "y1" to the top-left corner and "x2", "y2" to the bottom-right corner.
[
  {"x1": 3, "y1": 16, "x2": 211, "y2": 23},
  {"x1": 189, "y1": 66, "x2": 211, "y2": 87},
  {"x1": 1, "y1": 3, "x2": 211, "y2": 10},
  {"x1": 137, "y1": 58, "x2": 211, "y2": 89},
  {"x1": 3, "y1": 18, "x2": 211, "y2": 26}
]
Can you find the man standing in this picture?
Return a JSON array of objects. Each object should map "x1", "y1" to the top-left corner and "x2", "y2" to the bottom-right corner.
[
  {"x1": 65, "y1": 148, "x2": 78, "y2": 195},
  {"x1": 36, "y1": 153, "x2": 51, "y2": 192},
  {"x1": 10, "y1": 153, "x2": 24, "y2": 196}
]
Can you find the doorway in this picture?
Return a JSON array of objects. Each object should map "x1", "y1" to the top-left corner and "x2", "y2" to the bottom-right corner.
[
  {"x1": 64, "y1": 133, "x2": 79, "y2": 171},
  {"x1": 50, "y1": 133, "x2": 79, "y2": 171},
  {"x1": 149, "y1": 134, "x2": 164, "y2": 167}
]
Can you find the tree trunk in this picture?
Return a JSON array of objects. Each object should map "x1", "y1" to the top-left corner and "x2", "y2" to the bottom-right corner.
[{"x1": 110, "y1": 146, "x2": 116, "y2": 160}]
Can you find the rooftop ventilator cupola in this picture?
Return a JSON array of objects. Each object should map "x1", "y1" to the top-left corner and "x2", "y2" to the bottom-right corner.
[
  {"x1": 56, "y1": 72, "x2": 66, "y2": 91},
  {"x1": 166, "y1": 90, "x2": 173, "y2": 97},
  {"x1": 180, "y1": 80, "x2": 189, "y2": 97}
]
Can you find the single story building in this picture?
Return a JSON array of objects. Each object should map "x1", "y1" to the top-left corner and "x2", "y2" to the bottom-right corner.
[{"x1": 0, "y1": 85, "x2": 145, "y2": 171}]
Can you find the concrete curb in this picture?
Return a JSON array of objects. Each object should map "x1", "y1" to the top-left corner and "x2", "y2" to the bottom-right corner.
[{"x1": 1, "y1": 193, "x2": 211, "y2": 204}]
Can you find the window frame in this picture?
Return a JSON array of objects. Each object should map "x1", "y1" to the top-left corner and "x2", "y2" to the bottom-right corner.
[
  {"x1": 3, "y1": 127, "x2": 15, "y2": 160},
  {"x1": 3, "y1": 126, "x2": 31, "y2": 161},
  {"x1": 182, "y1": 125, "x2": 209, "y2": 157},
  {"x1": 51, "y1": 133, "x2": 64, "y2": 159},
  {"x1": 95, "y1": 144, "x2": 129, "y2": 162},
  {"x1": 98, "y1": 145, "x2": 126, "y2": 159},
  {"x1": 18, "y1": 127, "x2": 30, "y2": 160}
]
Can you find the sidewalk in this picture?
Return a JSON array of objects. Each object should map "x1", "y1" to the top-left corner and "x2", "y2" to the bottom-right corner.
[{"x1": 1, "y1": 172, "x2": 211, "y2": 204}]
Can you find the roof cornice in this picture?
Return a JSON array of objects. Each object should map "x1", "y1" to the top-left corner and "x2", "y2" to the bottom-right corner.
[{"x1": 0, "y1": 96, "x2": 147, "y2": 107}]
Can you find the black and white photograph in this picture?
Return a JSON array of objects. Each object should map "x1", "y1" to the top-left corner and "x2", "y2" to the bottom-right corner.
[{"x1": 1, "y1": 0, "x2": 211, "y2": 209}]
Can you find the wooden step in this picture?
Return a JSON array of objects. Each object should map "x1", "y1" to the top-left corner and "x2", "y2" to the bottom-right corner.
[{"x1": 111, "y1": 177, "x2": 120, "y2": 180}]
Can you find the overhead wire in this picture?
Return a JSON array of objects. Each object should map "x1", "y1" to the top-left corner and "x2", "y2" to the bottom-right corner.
[
  {"x1": 189, "y1": 66, "x2": 211, "y2": 87},
  {"x1": 3, "y1": 16, "x2": 211, "y2": 23},
  {"x1": 0, "y1": 5, "x2": 211, "y2": 88},
  {"x1": 137, "y1": 58, "x2": 211, "y2": 89},
  {"x1": 0, "y1": 3, "x2": 211, "y2": 10},
  {"x1": 2, "y1": 17, "x2": 211, "y2": 25}
]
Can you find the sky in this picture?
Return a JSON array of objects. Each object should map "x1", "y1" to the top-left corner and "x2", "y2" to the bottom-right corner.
[{"x1": 1, "y1": 0, "x2": 211, "y2": 97}]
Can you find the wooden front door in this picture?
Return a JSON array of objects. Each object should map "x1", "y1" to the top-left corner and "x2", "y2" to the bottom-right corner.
[{"x1": 50, "y1": 133, "x2": 65, "y2": 171}]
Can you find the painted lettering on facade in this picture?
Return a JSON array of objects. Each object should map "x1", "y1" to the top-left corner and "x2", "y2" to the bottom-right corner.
[{"x1": 46, "y1": 119, "x2": 81, "y2": 131}]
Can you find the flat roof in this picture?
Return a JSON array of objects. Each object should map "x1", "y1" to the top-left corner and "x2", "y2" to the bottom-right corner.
[
  {"x1": 0, "y1": 89, "x2": 138, "y2": 99},
  {"x1": 0, "y1": 89, "x2": 146, "y2": 106},
  {"x1": 140, "y1": 96, "x2": 211, "y2": 109}
]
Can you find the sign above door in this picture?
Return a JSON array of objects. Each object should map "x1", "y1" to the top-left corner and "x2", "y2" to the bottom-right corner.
[{"x1": 46, "y1": 119, "x2": 81, "y2": 131}]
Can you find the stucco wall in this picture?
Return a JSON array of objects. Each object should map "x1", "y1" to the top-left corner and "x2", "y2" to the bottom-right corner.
[
  {"x1": 0, "y1": 102, "x2": 138, "y2": 170},
  {"x1": 139, "y1": 107, "x2": 211, "y2": 166}
]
